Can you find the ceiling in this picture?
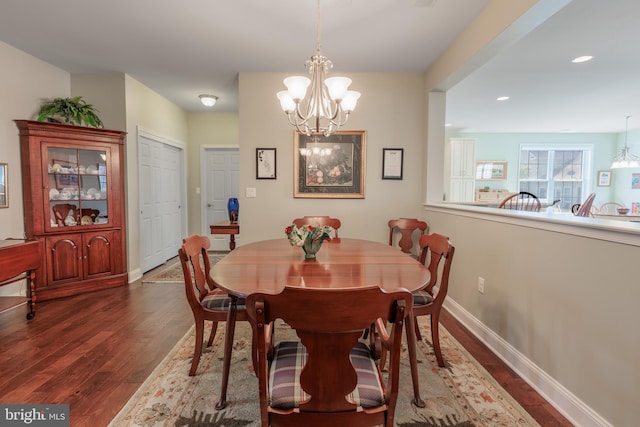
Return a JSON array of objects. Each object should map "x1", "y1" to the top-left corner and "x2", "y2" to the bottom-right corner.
[
  {"x1": 1, "y1": 0, "x2": 638, "y2": 134},
  {"x1": 0, "y1": 0, "x2": 488, "y2": 112},
  {"x1": 446, "y1": 0, "x2": 640, "y2": 134}
]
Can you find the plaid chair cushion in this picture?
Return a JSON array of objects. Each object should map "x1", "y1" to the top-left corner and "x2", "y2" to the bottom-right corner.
[
  {"x1": 201, "y1": 290, "x2": 246, "y2": 311},
  {"x1": 413, "y1": 290, "x2": 434, "y2": 306},
  {"x1": 269, "y1": 341, "x2": 384, "y2": 410}
]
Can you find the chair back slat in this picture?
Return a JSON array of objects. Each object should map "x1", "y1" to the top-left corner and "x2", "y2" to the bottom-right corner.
[
  {"x1": 179, "y1": 235, "x2": 214, "y2": 304},
  {"x1": 418, "y1": 233, "x2": 455, "y2": 302},
  {"x1": 247, "y1": 285, "x2": 411, "y2": 424},
  {"x1": 388, "y1": 218, "x2": 428, "y2": 255}
]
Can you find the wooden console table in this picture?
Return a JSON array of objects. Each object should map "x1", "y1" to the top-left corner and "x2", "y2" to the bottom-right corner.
[
  {"x1": 210, "y1": 221, "x2": 240, "y2": 251},
  {"x1": 0, "y1": 239, "x2": 42, "y2": 319}
]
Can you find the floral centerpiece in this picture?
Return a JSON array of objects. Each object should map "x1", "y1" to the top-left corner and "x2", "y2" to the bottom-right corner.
[{"x1": 284, "y1": 224, "x2": 334, "y2": 259}]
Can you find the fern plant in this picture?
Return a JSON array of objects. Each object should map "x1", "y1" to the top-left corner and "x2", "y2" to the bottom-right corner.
[{"x1": 37, "y1": 96, "x2": 104, "y2": 128}]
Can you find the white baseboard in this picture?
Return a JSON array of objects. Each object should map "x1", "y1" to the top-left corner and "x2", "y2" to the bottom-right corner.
[
  {"x1": 444, "y1": 297, "x2": 612, "y2": 427},
  {"x1": 128, "y1": 268, "x2": 142, "y2": 283}
]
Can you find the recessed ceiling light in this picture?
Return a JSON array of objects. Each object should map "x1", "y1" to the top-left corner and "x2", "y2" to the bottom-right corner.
[
  {"x1": 572, "y1": 55, "x2": 593, "y2": 63},
  {"x1": 496, "y1": 96, "x2": 510, "y2": 101}
]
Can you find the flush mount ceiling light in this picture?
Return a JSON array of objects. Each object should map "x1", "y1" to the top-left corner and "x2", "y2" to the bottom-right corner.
[
  {"x1": 572, "y1": 55, "x2": 594, "y2": 63},
  {"x1": 199, "y1": 94, "x2": 218, "y2": 107},
  {"x1": 276, "y1": 0, "x2": 360, "y2": 137},
  {"x1": 611, "y1": 116, "x2": 640, "y2": 169},
  {"x1": 496, "y1": 96, "x2": 510, "y2": 101}
]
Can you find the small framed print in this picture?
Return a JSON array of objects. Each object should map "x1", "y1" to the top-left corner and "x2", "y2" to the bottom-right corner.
[
  {"x1": 382, "y1": 148, "x2": 404, "y2": 180},
  {"x1": 597, "y1": 170, "x2": 612, "y2": 187},
  {"x1": 632, "y1": 173, "x2": 640, "y2": 189},
  {"x1": 256, "y1": 148, "x2": 276, "y2": 179}
]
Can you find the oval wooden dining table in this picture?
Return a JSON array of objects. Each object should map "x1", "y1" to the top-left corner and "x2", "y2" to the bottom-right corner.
[{"x1": 210, "y1": 237, "x2": 431, "y2": 407}]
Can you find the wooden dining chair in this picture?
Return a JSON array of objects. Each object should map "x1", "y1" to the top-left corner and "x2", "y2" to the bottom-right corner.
[
  {"x1": 178, "y1": 234, "x2": 249, "y2": 410},
  {"x1": 572, "y1": 192, "x2": 596, "y2": 217},
  {"x1": 388, "y1": 218, "x2": 428, "y2": 256},
  {"x1": 247, "y1": 285, "x2": 412, "y2": 427},
  {"x1": 292, "y1": 215, "x2": 342, "y2": 241},
  {"x1": 413, "y1": 233, "x2": 455, "y2": 368},
  {"x1": 497, "y1": 191, "x2": 541, "y2": 212},
  {"x1": 376, "y1": 233, "x2": 454, "y2": 407},
  {"x1": 597, "y1": 202, "x2": 624, "y2": 214}
]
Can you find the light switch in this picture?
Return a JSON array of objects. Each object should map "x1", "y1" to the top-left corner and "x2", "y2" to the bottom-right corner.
[{"x1": 246, "y1": 187, "x2": 257, "y2": 198}]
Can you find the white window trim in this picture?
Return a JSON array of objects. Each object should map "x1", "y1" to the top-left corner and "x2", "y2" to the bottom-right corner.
[{"x1": 518, "y1": 144, "x2": 594, "y2": 203}]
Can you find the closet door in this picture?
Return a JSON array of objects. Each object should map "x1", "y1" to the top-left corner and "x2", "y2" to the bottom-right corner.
[{"x1": 139, "y1": 136, "x2": 184, "y2": 272}]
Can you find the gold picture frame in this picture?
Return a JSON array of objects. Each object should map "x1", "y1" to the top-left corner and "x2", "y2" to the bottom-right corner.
[
  {"x1": 475, "y1": 161, "x2": 508, "y2": 181},
  {"x1": 294, "y1": 130, "x2": 366, "y2": 198},
  {"x1": 0, "y1": 163, "x2": 7, "y2": 208}
]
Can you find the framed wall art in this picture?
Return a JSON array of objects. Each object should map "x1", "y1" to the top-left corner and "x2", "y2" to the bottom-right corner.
[
  {"x1": 475, "y1": 161, "x2": 508, "y2": 180},
  {"x1": 597, "y1": 170, "x2": 612, "y2": 187},
  {"x1": 632, "y1": 173, "x2": 640, "y2": 189},
  {"x1": 256, "y1": 148, "x2": 276, "y2": 179},
  {"x1": 294, "y1": 130, "x2": 366, "y2": 198},
  {"x1": 382, "y1": 148, "x2": 403, "y2": 180},
  {"x1": 0, "y1": 163, "x2": 7, "y2": 208}
]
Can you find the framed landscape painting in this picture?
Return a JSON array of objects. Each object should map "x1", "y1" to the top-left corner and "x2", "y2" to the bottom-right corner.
[
  {"x1": 475, "y1": 161, "x2": 507, "y2": 180},
  {"x1": 294, "y1": 130, "x2": 366, "y2": 198}
]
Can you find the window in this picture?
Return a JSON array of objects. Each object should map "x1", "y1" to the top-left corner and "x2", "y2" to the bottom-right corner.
[{"x1": 519, "y1": 145, "x2": 592, "y2": 210}]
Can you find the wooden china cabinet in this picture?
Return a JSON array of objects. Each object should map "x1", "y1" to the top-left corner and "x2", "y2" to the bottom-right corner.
[{"x1": 15, "y1": 120, "x2": 127, "y2": 300}]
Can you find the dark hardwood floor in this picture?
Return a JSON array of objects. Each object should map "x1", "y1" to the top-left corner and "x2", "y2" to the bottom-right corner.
[{"x1": 0, "y1": 259, "x2": 573, "y2": 426}]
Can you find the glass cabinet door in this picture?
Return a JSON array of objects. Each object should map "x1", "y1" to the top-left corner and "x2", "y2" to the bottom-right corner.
[{"x1": 46, "y1": 146, "x2": 110, "y2": 230}]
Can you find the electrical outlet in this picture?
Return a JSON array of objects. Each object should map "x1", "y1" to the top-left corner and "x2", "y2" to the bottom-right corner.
[{"x1": 478, "y1": 277, "x2": 485, "y2": 294}]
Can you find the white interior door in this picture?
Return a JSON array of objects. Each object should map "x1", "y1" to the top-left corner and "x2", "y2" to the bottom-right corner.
[
  {"x1": 140, "y1": 135, "x2": 185, "y2": 272},
  {"x1": 202, "y1": 148, "x2": 239, "y2": 251},
  {"x1": 160, "y1": 145, "x2": 182, "y2": 261}
]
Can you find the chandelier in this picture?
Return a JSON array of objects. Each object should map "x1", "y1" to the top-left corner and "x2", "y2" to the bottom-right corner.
[
  {"x1": 276, "y1": 0, "x2": 360, "y2": 137},
  {"x1": 611, "y1": 116, "x2": 640, "y2": 169}
]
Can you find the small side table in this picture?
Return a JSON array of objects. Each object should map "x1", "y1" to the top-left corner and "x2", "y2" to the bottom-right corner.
[{"x1": 210, "y1": 221, "x2": 240, "y2": 251}]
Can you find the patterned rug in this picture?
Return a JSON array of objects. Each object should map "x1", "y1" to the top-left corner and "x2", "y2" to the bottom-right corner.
[
  {"x1": 109, "y1": 316, "x2": 539, "y2": 427},
  {"x1": 143, "y1": 255, "x2": 226, "y2": 283}
]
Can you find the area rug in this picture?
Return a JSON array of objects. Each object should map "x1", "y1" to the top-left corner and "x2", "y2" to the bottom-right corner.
[
  {"x1": 143, "y1": 255, "x2": 226, "y2": 283},
  {"x1": 109, "y1": 317, "x2": 539, "y2": 427}
]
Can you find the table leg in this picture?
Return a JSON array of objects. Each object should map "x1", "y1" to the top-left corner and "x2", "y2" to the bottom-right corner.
[
  {"x1": 229, "y1": 234, "x2": 236, "y2": 251},
  {"x1": 26, "y1": 271, "x2": 36, "y2": 320}
]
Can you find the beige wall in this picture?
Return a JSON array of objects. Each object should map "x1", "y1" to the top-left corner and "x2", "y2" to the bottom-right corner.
[
  {"x1": 238, "y1": 72, "x2": 426, "y2": 244},
  {"x1": 67, "y1": 72, "x2": 190, "y2": 280},
  {"x1": 186, "y1": 112, "x2": 239, "y2": 236},
  {"x1": 422, "y1": 1, "x2": 636, "y2": 425},
  {"x1": 123, "y1": 75, "x2": 188, "y2": 279},
  {"x1": 0, "y1": 41, "x2": 70, "y2": 296}
]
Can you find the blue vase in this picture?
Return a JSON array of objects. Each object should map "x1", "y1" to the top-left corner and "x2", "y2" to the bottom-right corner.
[{"x1": 228, "y1": 198, "x2": 239, "y2": 223}]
